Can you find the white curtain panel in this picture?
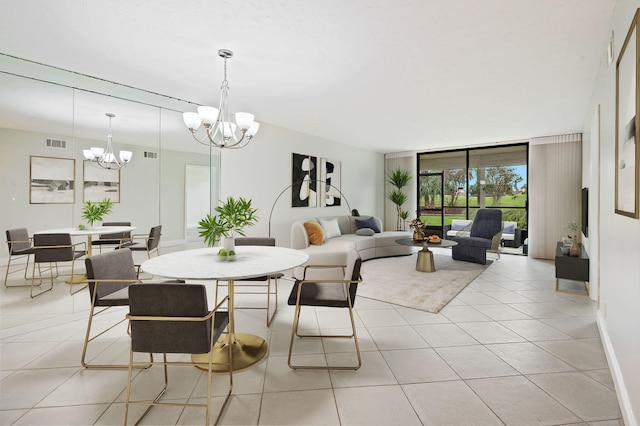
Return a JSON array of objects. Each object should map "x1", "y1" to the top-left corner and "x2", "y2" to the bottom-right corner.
[{"x1": 529, "y1": 134, "x2": 582, "y2": 259}]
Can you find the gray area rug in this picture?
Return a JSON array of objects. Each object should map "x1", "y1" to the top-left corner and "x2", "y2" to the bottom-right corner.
[{"x1": 358, "y1": 253, "x2": 491, "y2": 313}]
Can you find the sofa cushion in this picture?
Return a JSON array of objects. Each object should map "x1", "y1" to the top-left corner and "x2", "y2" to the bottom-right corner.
[
  {"x1": 373, "y1": 231, "x2": 409, "y2": 247},
  {"x1": 338, "y1": 234, "x2": 376, "y2": 251},
  {"x1": 355, "y1": 217, "x2": 381, "y2": 233},
  {"x1": 453, "y1": 236, "x2": 492, "y2": 248},
  {"x1": 320, "y1": 218, "x2": 342, "y2": 239},
  {"x1": 355, "y1": 228, "x2": 375, "y2": 236},
  {"x1": 303, "y1": 221, "x2": 325, "y2": 245},
  {"x1": 503, "y1": 221, "x2": 516, "y2": 235},
  {"x1": 451, "y1": 220, "x2": 473, "y2": 231}
]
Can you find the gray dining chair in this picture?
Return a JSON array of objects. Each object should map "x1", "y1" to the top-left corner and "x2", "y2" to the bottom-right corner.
[
  {"x1": 119, "y1": 225, "x2": 161, "y2": 259},
  {"x1": 215, "y1": 237, "x2": 283, "y2": 326},
  {"x1": 287, "y1": 250, "x2": 363, "y2": 370},
  {"x1": 82, "y1": 248, "x2": 143, "y2": 369},
  {"x1": 31, "y1": 233, "x2": 87, "y2": 297},
  {"x1": 91, "y1": 221, "x2": 132, "y2": 253},
  {"x1": 4, "y1": 228, "x2": 36, "y2": 288},
  {"x1": 124, "y1": 283, "x2": 232, "y2": 426}
]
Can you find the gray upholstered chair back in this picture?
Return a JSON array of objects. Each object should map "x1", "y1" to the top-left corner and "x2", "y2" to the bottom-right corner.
[
  {"x1": 6, "y1": 228, "x2": 31, "y2": 253},
  {"x1": 470, "y1": 209, "x2": 503, "y2": 240},
  {"x1": 98, "y1": 221, "x2": 132, "y2": 240},
  {"x1": 146, "y1": 225, "x2": 162, "y2": 250},
  {"x1": 85, "y1": 248, "x2": 137, "y2": 301},
  {"x1": 344, "y1": 251, "x2": 362, "y2": 306},
  {"x1": 234, "y1": 237, "x2": 276, "y2": 247},
  {"x1": 288, "y1": 251, "x2": 362, "y2": 308},
  {"x1": 33, "y1": 233, "x2": 74, "y2": 262},
  {"x1": 128, "y1": 283, "x2": 212, "y2": 354}
]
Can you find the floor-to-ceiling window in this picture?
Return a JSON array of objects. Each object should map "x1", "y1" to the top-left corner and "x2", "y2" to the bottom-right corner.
[{"x1": 417, "y1": 143, "x2": 528, "y2": 240}]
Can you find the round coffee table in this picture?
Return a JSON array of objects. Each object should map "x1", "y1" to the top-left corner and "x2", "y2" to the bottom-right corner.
[{"x1": 395, "y1": 237, "x2": 457, "y2": 272}]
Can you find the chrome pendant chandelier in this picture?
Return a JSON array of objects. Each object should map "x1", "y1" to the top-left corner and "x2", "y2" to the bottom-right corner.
[
  {"x1": 83, "y1": 113, "x2": 132, "y2": 170},
  {"x1": 183, "y1": 49, "x2": 259, "y2": 149}
]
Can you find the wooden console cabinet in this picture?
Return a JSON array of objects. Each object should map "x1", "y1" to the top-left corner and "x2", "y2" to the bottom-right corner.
[{"x1": 554, "y1": 242, "x2": 589, "y2": 296}]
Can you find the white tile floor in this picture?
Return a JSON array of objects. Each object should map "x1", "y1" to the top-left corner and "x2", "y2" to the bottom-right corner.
[{"x1": 0, "y1": 247, "x2": 624, "y2": 425}]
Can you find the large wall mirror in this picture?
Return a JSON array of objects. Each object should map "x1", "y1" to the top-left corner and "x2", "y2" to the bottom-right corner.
[{"x1": 0, "y1": 53, "x2": 220, "y2": 255}]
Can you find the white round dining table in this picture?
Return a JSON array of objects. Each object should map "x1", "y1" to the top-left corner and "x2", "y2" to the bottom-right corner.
[
  {"x1": 141, "y1": 246, "x2": 309, "y2": 371},
  {"x1": 34, "y1": 225, "x2": 136, "y2": 257}
]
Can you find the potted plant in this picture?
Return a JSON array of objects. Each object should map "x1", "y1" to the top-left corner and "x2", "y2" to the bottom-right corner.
[
  {"x1": 198, "y1": 196, "x2": 258, "y2": 261},
  {"x1": 409, "y1": 217, "x2": 426, "y2": 241},
  {"x1": 387, "y1": 168, "x2": 411, "y2": 230},
  {"x1": 81, "y1": 198, "x2": 114, "y2": 228}
]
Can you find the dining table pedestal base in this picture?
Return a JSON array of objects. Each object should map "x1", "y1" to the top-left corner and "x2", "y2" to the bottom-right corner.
[{"x1": 192, "y1": 333, "x2": 268, "y2": 372}]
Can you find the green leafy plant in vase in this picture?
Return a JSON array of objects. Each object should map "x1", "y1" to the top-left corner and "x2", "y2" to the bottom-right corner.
[
  {"x1": 81, "y1": 198, "x2": 114, "y2": 228},
  {"x1": 564, "y1": 220, "x2": 580, "y2": 256},
  {"x1": 386, "y1": 168, "x2": 411, "y2": 230},
  {"x1": 198, "y1": 196, "x2": 258, "y2": 261}
]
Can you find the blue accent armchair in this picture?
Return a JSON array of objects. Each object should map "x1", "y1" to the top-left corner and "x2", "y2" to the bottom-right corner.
[{"x1": 452, "y1": 209, "x2": 503, "y2": 264}]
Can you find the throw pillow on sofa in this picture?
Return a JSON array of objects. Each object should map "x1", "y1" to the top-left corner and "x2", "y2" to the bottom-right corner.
[
  {"x1": 503, "y1": 222, "x2": 516, "y2": 234},
  {"x1": 355, "y1": 217, "x2": 381, "y2": 233},
  {"x1": 303, "y1": 221, "x2": 325, "y2": 245},
  {"x1": 355, "y1": 228, "x2": 375, "y2": 236},
  {"x1": 320, "y1": 218, "x2": 342, "y2": 239}
]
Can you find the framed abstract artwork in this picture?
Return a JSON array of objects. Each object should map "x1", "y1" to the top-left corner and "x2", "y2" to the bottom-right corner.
[
  {"x1": 291, "y1": 153, "x2": 317, "y2": 207},
  {"x1": 615, "y1": 8, "x2": 639, "y2": 218},
  {"x1": 29, "y1": 156, "x2": 75, "y2": 204},
  {"x1": 320, "y1": 157, "x2": 342, "y2": 207},
  {"x1": 83, "y1": 160, "x2": 121, "y2": 203}
]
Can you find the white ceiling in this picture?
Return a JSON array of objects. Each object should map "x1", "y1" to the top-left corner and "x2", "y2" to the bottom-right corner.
[{"x1": 0, "y1": 0, "x2": 616, "y2": 153}]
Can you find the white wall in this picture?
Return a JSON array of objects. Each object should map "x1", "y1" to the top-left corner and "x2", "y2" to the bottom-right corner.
[
  {"x1": 217, "y1": 121, "x2": 385, "y2": 248},
  {"x1": 582, "y1": 1, "x2": 640, "y2": 424}
]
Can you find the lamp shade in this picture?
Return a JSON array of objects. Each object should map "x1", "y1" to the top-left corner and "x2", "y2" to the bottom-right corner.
[
  {"x1": 120, "y1": 151, "x2": 133, "y2": 162},
  {"x1": 83, "y1": 149, "x2": 94, "y2": 160},
  {"x1": 220, "y1": 122, "x2": 237, "y2": 138},
  {"x1": 246, "y1": 122, "x2": 260, "y2": 137},
  {"x1": 90, "y1": 147, "x2": 104, "y2": 157},
  {"x1": 183, "y1": 112, "x2": 202, "y2": 131},
  {"x1": 197, "y1": 106, "x2": 219, "y2": 125},
  {"x1": 235, "y1": 112, "x2": 255, "y2": 130}
]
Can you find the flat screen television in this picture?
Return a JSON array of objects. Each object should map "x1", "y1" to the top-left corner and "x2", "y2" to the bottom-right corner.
[{"x1": 582, "y1": 187, "x2": 588, "y2": 237}]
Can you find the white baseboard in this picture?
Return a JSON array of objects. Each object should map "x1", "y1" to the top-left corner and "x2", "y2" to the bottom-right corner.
[{"x1": 597, "y1": 311, "x2": 638, "y2": 426}]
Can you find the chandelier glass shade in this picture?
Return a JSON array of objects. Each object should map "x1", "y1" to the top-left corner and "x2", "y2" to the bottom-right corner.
[
  {"x1": 183, "y1": 49, "x2": 259, "y2": 149},
  {"x1": 83, "y1": 113, "x2": 132, "y2": 170}
]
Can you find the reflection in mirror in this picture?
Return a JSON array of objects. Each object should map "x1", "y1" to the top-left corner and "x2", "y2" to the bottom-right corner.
[{"x1": 0, "y1": 53, "x2": 220, "y2": 257}]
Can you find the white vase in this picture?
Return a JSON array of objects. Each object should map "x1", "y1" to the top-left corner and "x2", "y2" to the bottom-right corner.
[{"x1": 222, "y1": 237, "x2": 235, "y2": 252}]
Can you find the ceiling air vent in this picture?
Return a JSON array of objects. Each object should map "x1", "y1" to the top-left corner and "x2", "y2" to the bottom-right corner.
[
  {"x1": 45, "y1": 138, "x2": 67, "y2": 149},
  {"x1": 144, "y1": 151, "x2": 158, "y2": 159}
]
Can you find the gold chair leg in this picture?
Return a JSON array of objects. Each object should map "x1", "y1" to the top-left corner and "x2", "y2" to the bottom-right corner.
[
  {"x1": 288, "y1": 294, "x2": 361, "y2": 370},
  {"x1": 266, "y1": 276, "x2": 279, "y2": 327},
  {"x1": 68, "y1": 260, "x2": 87, "y2": 295},
  {"x1": 81, "y1": 302, "x2": 152, "y2": 369},
  {"x1": 4, "y1": 255, "x2": 37, "y2": 288},
  {"x1": 30, "y1": 262, "x2": 54, "y2": 298}
]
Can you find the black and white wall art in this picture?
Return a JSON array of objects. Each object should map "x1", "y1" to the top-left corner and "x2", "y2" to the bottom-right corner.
[
  {"x1": 83, "y1": 160, "x2": 120, "y2": 203},
  {"x1": 292, "y1": 153, "x2": 317, "y2": 207},
  {"x1": 320, "y1": 157, "x2": 342, "y2": 207},
  {"x1": 29, "y1": 156, "x2": 75, "y2": 204}
]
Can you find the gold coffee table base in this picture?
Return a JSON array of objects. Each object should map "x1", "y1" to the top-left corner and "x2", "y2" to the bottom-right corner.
[
  {"x1": 192, "y1": 333, "x2": 268, "y2": 372},
  {"x1": 416, "y1": 248, "x2": 435, "y2": 272}
]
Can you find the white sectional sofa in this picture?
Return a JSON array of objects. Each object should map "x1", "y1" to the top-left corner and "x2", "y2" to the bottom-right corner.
[{"x1": 290, "y1": 215, "x2": 412, "y2": 279}]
